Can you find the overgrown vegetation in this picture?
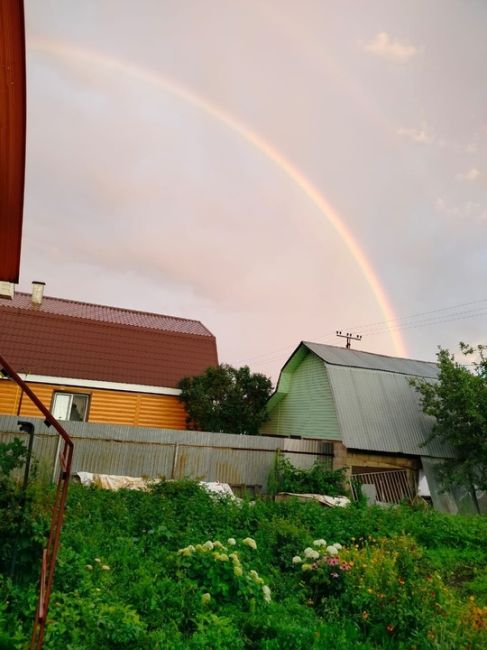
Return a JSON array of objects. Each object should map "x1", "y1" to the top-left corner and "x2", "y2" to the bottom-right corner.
[
  {"x1": 267, "y1": 451, "x2": 346, "y2": 496},
  {"x1": 1, "y1": 477, "x2": 486, "y2": 648},
  {"x1": 0, "y1": 438, "x2": 48, "y2": 582}
]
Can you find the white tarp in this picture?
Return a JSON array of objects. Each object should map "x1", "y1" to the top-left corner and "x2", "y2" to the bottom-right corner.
[{"x1": 275, "y1": 492, "x2": 350, "y2": 507}]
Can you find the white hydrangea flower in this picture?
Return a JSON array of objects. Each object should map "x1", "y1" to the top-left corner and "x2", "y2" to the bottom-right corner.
[
  {"x1": 262, "y1": 585, "x2": 272, "y2": 603},
  {"x1": 313, "y1": 539, "x2": 327, "y2": 547},
  {"x1": 334, "y1": 543, "x2": 343, "y2": 550},
  {"x1": 301, "y1": 563, "x2": 313, "y2": 571},
  {"x1": 234, "y1": 565, "x2": 243, "y2": 577},
  {"x1": 203, "y1": 541, "x2": 214, "y2": 551},
  {"x1": 326, "y1": 545, "x2": 338, "y2": 556},
  {"x1": 101, "y1": 564, "x2": 110, "y2": 571},
  {"x1": 250, "y1": 569, "x2": 264, "y2": 584},
  {"x1": 292, "y1": 556, "x2": 303, "y2": 564},
  {"x1": 216, "y1": 553, "x2": 229, "y2": 562},
  {"x1": 242, "y1": 537, "x2": 257, "y2": 550},
  {"x1": 201, "y1": 592, "x2": 211, "y2": 604},
  {"x1": 85, "y1": 564, "x2": 93, "y2": 571},
  {"x1": 304, "y1": 547, "x2": 320, "y2": 560},
  {"x1": 227, "y1": 538, "x2": 237, "y2": 546}
]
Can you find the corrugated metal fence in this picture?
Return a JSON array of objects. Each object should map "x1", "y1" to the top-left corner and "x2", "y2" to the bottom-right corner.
[{"x1": 0, "y1": 415, "x2": 333, "y2": 492}]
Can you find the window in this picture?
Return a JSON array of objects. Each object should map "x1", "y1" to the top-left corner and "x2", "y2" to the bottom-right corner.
[{"x1": 52, "y1": 392, "x2": 90, "y2": 421}]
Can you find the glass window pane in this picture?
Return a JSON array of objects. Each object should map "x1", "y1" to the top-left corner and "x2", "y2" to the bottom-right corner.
[
  {"x1": 52, "y1": 393, "x2": 71, "y2": 420},
  {"x1": 70, "y1": 394, "x2": 88, "y2": 421}
]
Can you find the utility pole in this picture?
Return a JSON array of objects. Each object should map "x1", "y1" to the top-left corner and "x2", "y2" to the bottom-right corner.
[{"x1": 336, "y1": 331, "x2": 362, "y2": 349}]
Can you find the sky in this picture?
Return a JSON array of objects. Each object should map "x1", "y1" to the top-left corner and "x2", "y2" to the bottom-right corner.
[{"x1": 19, "y1": 0, "x2": 487, "y2": 382}]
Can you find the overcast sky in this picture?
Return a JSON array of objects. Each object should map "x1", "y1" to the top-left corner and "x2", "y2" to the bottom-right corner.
[{"x1": 20, "y1": 0, "x2": 487, "y2": 381}]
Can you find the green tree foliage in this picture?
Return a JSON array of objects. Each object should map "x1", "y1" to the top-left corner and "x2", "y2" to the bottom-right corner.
[
  {"x1": 177, "y1": 364, "x2": 273, "y2": 435},
  {"x1": 412, "y1": 343, "x2": 487, "y2": 494}
]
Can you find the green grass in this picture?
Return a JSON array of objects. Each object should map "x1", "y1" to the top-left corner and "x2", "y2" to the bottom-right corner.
[{"x1": 1, "y1": 480, "x2": 486, "y2": 649}]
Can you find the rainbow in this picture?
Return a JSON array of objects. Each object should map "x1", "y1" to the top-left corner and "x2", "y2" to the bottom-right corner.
[{"x1": 29, "y1": 39, "x2": 407, "y2": 357}]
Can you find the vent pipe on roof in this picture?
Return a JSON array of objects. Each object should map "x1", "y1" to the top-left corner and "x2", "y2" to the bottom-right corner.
[
  {"x1": 31, "y1": 281, "x2": 45, "y2": 306},
  {"x1": 0, "y1": 281, "x2": 15, "y2": 300}
]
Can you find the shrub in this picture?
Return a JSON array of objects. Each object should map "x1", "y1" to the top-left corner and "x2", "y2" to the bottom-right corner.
[
  {"x1": 0, "y1": 439, "x2": 47, "y2": 581},
  {"x1": 267, "y1": 452, "x2": 346, "y2": 496},
  {"x1": 175, "y1": 537, "x2": 272, "y2": 611}
]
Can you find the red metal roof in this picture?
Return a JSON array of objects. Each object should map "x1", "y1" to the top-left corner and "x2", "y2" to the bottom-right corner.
[
  {"x1": 0, "y1": 1, "x2": 26, "y2": 283},
  {"x1": 0, "y1": 293, "x2": 218, "y2": 388},
  {"x1": 5, "y1": 292, "x2": 214, "y2": 336}
]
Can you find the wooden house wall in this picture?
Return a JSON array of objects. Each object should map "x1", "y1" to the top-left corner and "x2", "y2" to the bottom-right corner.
[{"x1": 0, "y1": 380, "x2": 186, "y2": 429}]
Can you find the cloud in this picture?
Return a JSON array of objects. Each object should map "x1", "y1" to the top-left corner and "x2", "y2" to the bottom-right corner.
[
  {"x1": 363, "y1": 32, "x2": 418, "y2": 63},
  {"x1": 397, "y1": 124, "x2": 433, "y2": 144},
  {"x1": 435, "y1": 197, "x2": 487, "y2": 222},
  {"x1": 456, "y1": 168, "x2": 481, "y2": 183}
]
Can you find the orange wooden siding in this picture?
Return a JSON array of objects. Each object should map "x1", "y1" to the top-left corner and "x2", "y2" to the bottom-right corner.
[
  {"x1": 0, "y1": 380, "x2": 187, "y2": 429},
  {"x1": 0, "y1": 380, "x2": 22, "y2": 415}
]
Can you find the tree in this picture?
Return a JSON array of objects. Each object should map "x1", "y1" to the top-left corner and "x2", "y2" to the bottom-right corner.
[
  {"x1": 177, "y1": 364, "x2": 273, "y2": 435},
  {"x1": 412, "y1": 343, "x2": 487, "y2": 498}
]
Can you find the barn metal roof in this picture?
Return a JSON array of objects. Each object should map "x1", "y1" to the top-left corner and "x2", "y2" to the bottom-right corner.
[
  {"x1": 295, "y1": 342, "x2": 452, "y2": 458},
  {"x1": 303, "y1": 342, "x2": 438, "y2": 379},
  {"x1": 326, "y1": 365, "x2": 452, "y2": 458}
]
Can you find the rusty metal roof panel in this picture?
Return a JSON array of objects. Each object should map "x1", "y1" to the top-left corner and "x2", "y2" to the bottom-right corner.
[{"x1": 0, "y1": 0, "x2": 26, "y2": 282}]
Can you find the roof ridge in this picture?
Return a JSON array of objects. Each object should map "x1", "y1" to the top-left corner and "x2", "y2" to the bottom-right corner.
[
  {"x1": 13, "y1": 291, "x2": 206, "y2": 327},
  {"x1": 303, "y1": 341, "x2": 437, "y2": 366}
]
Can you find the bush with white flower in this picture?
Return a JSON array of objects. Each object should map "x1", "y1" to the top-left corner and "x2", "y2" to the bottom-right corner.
[
  {"x1": 176, "y1": 537, "x2": 271, "y2": 610},
  {"x1": 293, "y1": 541, "x2": 352, "y2": 605}
]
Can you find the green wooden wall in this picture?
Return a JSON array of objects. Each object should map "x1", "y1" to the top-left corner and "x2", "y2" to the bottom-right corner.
[{"x1": 262, "y1": 351, "x2": 341, "y2": 440}]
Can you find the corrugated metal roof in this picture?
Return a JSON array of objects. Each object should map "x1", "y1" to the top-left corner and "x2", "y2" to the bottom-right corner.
[
  {"x1": 0, "y1": 295, "x2": 218, "y2": 388},
  {"x1": 304, "y1": 342, "x2": 438, "y2": 379},
  {"x1": 327, "y1": 365, "x2": 453, "y2": 458},
  {"x1": 4, "y1": 292, "x2": 213, "y2": 336},
  {"x1": 267, "y1": 342, "x2": 451, "y2": 458}
]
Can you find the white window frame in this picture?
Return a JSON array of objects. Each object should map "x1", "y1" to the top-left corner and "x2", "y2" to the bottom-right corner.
[{"x1": 51, "y1": 391, "x2": 90, "y2": 422}]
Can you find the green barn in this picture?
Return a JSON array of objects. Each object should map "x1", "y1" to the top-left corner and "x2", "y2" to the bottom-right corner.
[{"x1": 262, "y1": 342, "x2": 477, "y2": 514}]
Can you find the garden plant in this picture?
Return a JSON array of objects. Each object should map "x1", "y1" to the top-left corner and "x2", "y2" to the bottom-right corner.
[{"x1": 0, "y1": 468, "x2": 486, "y2": 648}]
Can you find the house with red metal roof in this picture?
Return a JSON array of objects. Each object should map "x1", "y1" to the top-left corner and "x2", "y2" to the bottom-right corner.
[{"x1": 0, "y1": 283, "x2": 218, "y2": 429}]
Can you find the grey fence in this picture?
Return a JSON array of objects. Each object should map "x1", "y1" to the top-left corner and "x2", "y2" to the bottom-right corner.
[{"x1": 0, "y1": 415, "x2": 334, "y2": 493}]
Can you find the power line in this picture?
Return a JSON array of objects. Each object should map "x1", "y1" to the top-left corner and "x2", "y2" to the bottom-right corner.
[
  {"x1": 237, "y1": 297, "x2": 487, "y2": 365},
  {"x1": 361, "y1": 307, "x2": 487, "y2": 336},
  {"x1": 347, "y1": 297, "x2": 487, "y2": 333}
]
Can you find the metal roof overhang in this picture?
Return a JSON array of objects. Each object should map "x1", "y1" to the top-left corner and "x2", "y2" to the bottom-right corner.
[{"x1": 0, "y1": 0, "x2": 26, "y2": 283}]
